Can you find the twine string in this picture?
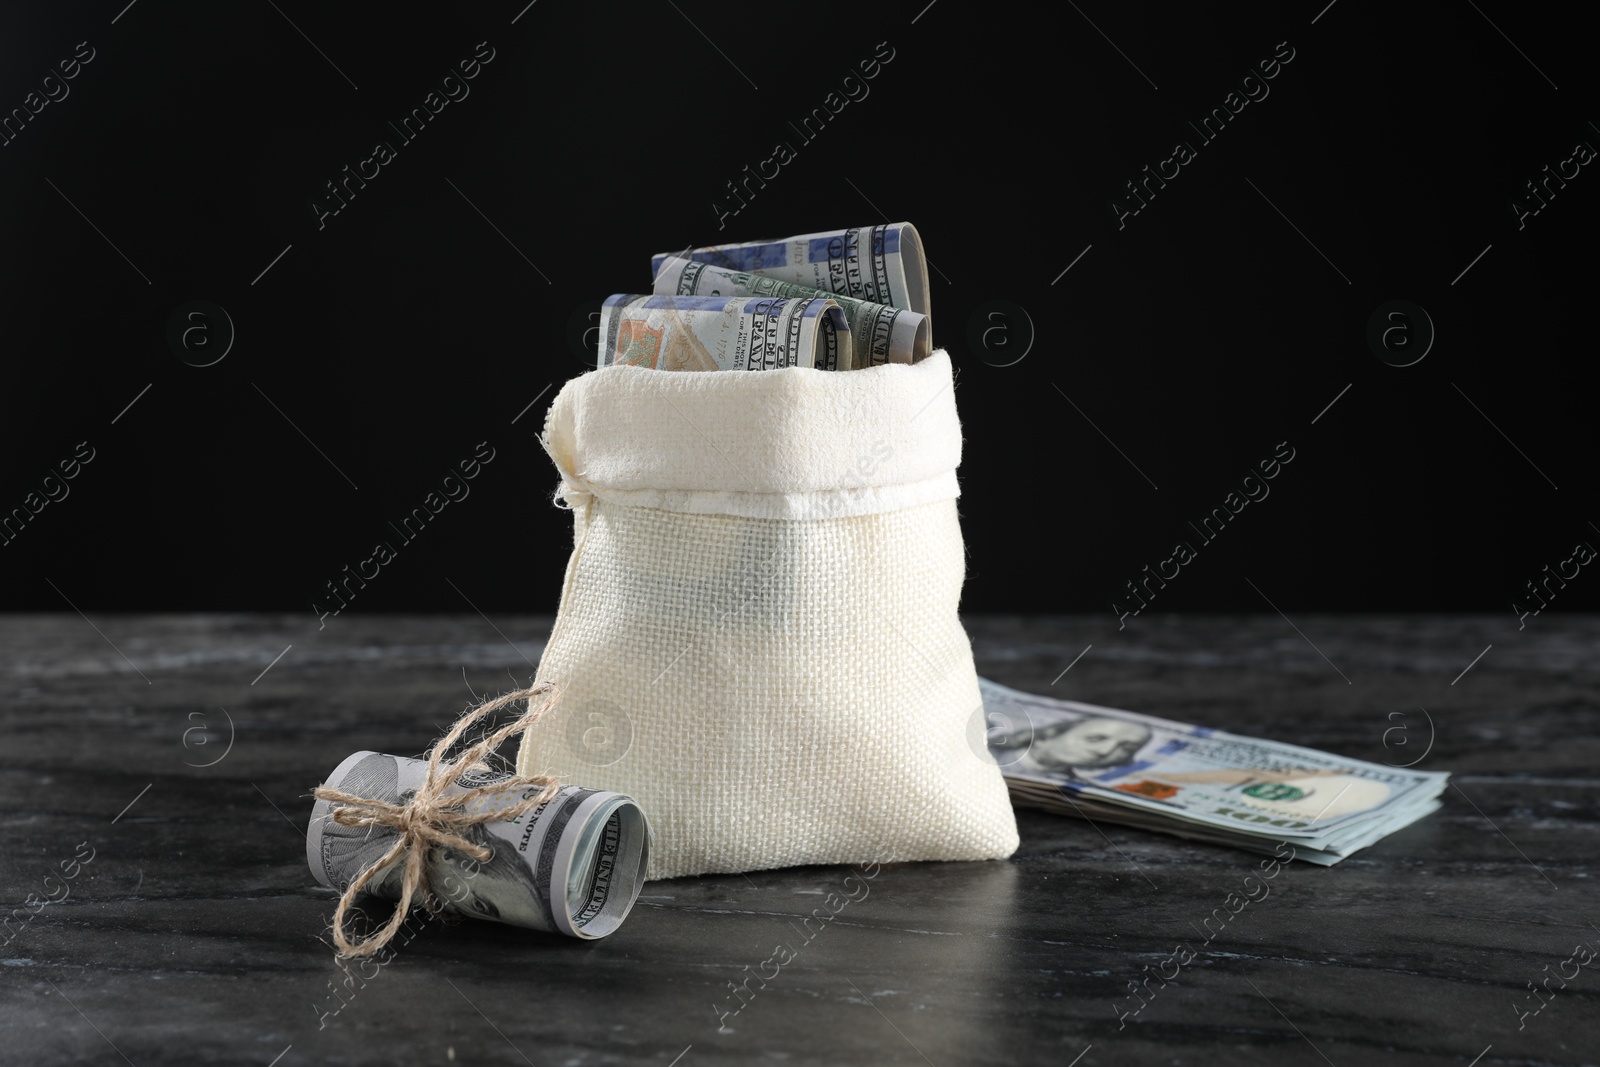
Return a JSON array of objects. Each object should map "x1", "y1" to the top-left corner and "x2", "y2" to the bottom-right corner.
[
  {"x1": 313, "y1": 682, "x2": 564, "y2": 957},
  {"x1": 536, "y1": 430, "x2": 596, "y2": 512}
]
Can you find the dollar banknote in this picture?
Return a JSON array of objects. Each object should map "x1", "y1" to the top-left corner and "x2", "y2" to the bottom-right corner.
[
  {"x1": 652, "y1": 255, "x2": 930, "y2": 367},
  {"x1": 651, "y1": 223, "x2": 931, "y2": 319},
  {"x1": 977, "y1": 678, "x2": 1448, "y2": 864},
  {"x1": 307, "y1": 751, "x2": 650, "y2": 940},
  {"x1": 598, "y1": 294, "x2": 852, "y2": 372}
]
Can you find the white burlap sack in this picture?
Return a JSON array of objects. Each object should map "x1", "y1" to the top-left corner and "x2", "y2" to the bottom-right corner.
[{"x1": 516, "y1": 350, "x2": 1018, "y2": 879}]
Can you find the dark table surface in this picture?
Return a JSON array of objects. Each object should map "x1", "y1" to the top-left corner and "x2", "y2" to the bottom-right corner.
[{"x1": 2, "y1": 613, "x2": 1596, "y2": 1067}]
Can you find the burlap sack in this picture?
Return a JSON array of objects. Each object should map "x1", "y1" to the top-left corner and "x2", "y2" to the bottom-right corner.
[{"x1": 516, "y1": 350, "x2": 1018, "y2": 879}]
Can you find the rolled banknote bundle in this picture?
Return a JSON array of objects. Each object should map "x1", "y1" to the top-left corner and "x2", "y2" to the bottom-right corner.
[
  {"x1": 598, "y1": 293, "x2": 852, "y2": 372},
  {"x1": 652, "y1": 255, "x2": 930, "y2": 367},
  {"x1": 308, "y1": 751, "x2": 649, "y2": 940},
  {"x1": 651, "y1": 222, "x2": 931, "y2": 320}
]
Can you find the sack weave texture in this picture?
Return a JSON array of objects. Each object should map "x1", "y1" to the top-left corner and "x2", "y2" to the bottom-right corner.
[{"x1": 517, "y1": 350, "x2": 1019, "y2": 879}]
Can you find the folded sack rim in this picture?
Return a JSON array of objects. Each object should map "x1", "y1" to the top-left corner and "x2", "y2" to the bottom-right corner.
[{"x1": 542, "y1": 350, "x2": 962, "y2": 522}]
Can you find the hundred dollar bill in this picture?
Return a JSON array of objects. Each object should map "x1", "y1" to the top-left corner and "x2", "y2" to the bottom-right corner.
[
  {"x1": 978, "y1": 678, "x2": 1448, "y2": 864},
  {"x1": 651, "y1": 223, "x2": 931, "y2": 320},
  {"x1": 652, "y1": 255, "x2": 930, "y2": 368},
  {"x1": 307, "y1": 751, "x2": 650, "y2": 940},
  {"x1": 598, "y1": 294, "x2": 851, "y2": 372}
]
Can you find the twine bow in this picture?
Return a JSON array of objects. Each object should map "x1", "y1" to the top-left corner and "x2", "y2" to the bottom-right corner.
[{"x1": 313, "y1": 682, "x2": 564, "y2": 957}]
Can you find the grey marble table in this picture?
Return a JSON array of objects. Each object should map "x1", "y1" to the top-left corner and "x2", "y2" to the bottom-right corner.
[{"x1": 2, "y1": 614, "x2": 1596, "y2": 1066}]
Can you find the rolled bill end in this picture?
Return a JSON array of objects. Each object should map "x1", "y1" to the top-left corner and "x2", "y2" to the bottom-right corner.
[
  {"x1": 307, "y1": 749, "x2": 382, "y2": 891},
  {"x1": 909, "y1": 313, "x2": 932, "y2": 364},
  {"x1": 307, "y1": 750, "x2": 650, "y2": 941},
  {"x1": 894, "y1": 222, "x2": 931, "y2": 322},
  {"x1": 550, "y1": 791, "x2": 650, "y2": 939}
]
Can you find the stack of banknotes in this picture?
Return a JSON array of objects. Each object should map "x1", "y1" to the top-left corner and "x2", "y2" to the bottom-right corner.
[
  {"x1": 598, "y1": 223, "x2": 933, "y2": 371},
  {"x1": 980, "y1": 678, "x2": 1449, "y2": 865}
]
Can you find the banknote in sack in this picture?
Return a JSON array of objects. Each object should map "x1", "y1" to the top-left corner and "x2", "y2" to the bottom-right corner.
[
  {"x1": 651, "y1": 255, "x2": 930, "y2": 367},
  {"x1": 651, "y1": 222, "x2": 931, "y2": 319},
  {"x1": 596, "y1": 293, "x2": 852, "y2": 371}
]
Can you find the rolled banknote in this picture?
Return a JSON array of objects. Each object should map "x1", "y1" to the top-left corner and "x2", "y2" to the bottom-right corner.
[
  {"x1": 598, "y1": 294, "x2": 852, "y2": 372},
  {"x1": 307, "y1": 751, "x2": 650, "y2": 940},
  {"x1": 651, "y1": 223, "x2": 931, "y2": 320},
  {"x1": 652, "y1": 255, "x2": 930, "y2": 367}
]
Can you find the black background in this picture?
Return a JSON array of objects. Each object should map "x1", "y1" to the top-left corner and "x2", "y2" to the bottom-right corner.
[{"x1": 1, "y1": 0, "x2": 1593, "y2": 624}]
